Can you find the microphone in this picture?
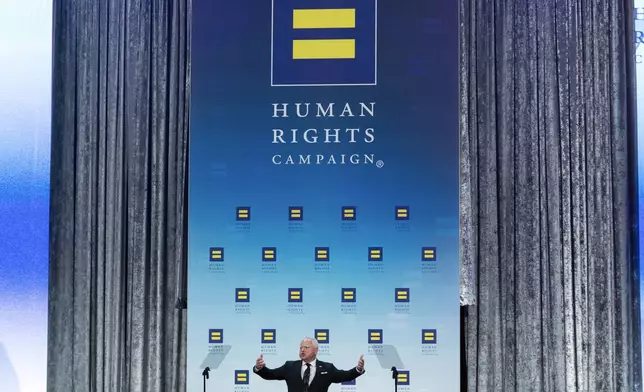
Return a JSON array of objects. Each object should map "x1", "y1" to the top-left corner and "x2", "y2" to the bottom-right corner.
[
  {"x1": 202, "y1": 367, "x2": 211, "y2": 379},
  {"x1": 391, "y1": 366, "x2": 399, "y2": 392}
]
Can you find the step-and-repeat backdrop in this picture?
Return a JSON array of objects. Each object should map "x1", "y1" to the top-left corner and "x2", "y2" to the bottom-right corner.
[
  {"x1": 0, "y1": 1, "x2": 51, "y2": 392},
  {"x1": 186, "y1": 1, "x2": 460, "y2": 391}
]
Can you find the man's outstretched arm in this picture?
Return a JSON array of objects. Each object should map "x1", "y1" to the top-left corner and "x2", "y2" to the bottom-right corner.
[
  {"x1": 329, "y1": 354, "x2": 366, "y2": 383},
  {"x1": 252, "y1": 354, "x2": 289, "y2": 381}
]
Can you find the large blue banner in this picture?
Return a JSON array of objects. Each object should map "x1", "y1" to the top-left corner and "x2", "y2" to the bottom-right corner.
[{"x1": 187, "y1": 1, "x2": 460, "y2": 391}]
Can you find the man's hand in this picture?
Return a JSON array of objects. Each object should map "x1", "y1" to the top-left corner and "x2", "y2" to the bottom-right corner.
[
  {"x1": 256, "y1": 354, "x2": 265, "y2": 370},
  {"x1": 356, "y1": 354, "x2": 364, "y2": 372}
]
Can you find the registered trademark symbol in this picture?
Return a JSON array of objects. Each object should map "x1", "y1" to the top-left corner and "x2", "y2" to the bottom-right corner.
[{"x1": 376, "y1": 160, "x2": 384, "y2": 168}]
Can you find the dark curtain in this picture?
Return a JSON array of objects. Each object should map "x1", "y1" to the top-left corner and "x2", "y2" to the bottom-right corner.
[
  {"x1": 48, "y1": 0, "x2": 190, "y2": 391},
  {"x1": 459, "y1": 0, "x2": 641, "y2": 391}
]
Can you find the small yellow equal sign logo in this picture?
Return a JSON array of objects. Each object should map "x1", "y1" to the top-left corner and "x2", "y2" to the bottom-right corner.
[
  {"x1": 395, "y1": 206, "x2": 410, "y2": 220},
  {"x1": 292, "y1": 9, "x2": 356, "y2": 59}
]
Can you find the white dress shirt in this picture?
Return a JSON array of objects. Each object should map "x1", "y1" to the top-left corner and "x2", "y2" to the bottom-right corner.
[{"x1": 301, "y1": 359, "x2": 317, "y2": 384}]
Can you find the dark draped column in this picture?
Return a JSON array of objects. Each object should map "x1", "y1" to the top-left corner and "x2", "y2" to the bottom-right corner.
[
  {"x1": 459, "y1": 0, "x2": 641, "y2": 390},
  {"x1": 48, "y1": 0, "x2": 191, "y2": 391}
]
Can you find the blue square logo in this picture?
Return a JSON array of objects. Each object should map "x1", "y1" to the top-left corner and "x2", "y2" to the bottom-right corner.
[
  {"x1": 368, "y1": 329, "x2": 383, "y2": 344},
  {"x1": 342, "y1": 206, "x2": 356, "y2": 221},
  {"x1": 422, "y1": 329, "x2": 437, "y2": 344},
  {"x1": 289, "y1": 206, "x2": 304, "y2": 221},
  {"x1": 342, "y1": 288, "x2": 356, "y2": 303},
  {"x1": 422, "y1": 247, "x2": 436, "y2": 261},
  {"x1": 315, "y1": 329, "x2": 330, "y2": 344},
  {"x1": 236, "y1": 207, "x2": 251, "y2": 221},
  {"x1": 209, "y1": 329, "x2": 223, "y2": 344},
  {"x1": 271, "y1": 0, "x2": 377, "y2": 86},
  {"x1": 397, "y1": 371, "x2": 410, "y2": 386},
  {"x1": 315, "y1": 247, "x2": 330, "y2": 262},
  {"x1": 288, "y1": 288, "x2": 303, "y2": 303},
  {"x1": 263, "y1": 247, "x2": 277, "y2": 262},
  {"x1": 368, "y1": 247, "x2": 383, "y2": 262},
  {"x1": 395, "y1": 288, "x2": 410, "y2": 303},
  {"x1": 236, "y1": 288, "x2": 250, "y2": 303},
  {"x1": 235, "y1": 370, "x2": 249, "y2": 385},
  {"x1": 209, "y1": 247, "x2": 224, "y2": 262},
  {"x1": 262, "y1": 329, "x2": 277, "y2": 344}
]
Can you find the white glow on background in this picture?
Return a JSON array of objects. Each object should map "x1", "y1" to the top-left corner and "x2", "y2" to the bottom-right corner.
[
  {"x1": 0, "y1": 0, "x2": 52, "y2": 180},
  {"x1": 0, "y1": 1, "x2": 51, "y2": 392}
]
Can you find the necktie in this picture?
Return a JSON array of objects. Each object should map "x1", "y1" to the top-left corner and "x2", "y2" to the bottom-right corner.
[{"x1": 303, "y1": 363, "x2": 311, "y2": 391}]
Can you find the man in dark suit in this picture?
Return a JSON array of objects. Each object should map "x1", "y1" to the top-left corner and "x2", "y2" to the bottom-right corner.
[{"x1": 253, "y1": 337, "x2": 365, "y2": 392}]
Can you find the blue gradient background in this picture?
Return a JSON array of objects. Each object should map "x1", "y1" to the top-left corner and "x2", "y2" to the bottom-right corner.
[
  {"x1": 188, "y1": 1, "x2": 459, "y2": 391},
  {"x1": 0, "y1": 1, "x2": 51, "y2": 392}
]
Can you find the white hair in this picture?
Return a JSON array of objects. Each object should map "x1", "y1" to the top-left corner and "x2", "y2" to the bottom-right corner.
[{"x1": 301, "y1": 337, "x2": 319, "y2": 349}]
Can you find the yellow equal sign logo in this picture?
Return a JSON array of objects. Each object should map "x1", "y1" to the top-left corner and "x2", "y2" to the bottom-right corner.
[
  {"x1": 395, "y1": 288, "x2": 409, "y2": 303},
  {"x1": 342, "y1": 206, "x2": 356, "y2": 221},
  {"x1": 209, "y1": 329, "x2": 223, "y2": 343},
  {"x1": 262, "y1": 247, "x2": 277, "y2": 262},
  {"x1": 315, "y1": 247, "x2": 330, "y2": 262},
  {"x1": 368, "y1": 329, "x2": 383, "y2": 344},
  {"x1": 289, "y1": 206, "x2": 303, "y2": 221},
  {"x1": 235, "y1": 370, "x2": 249, "y2": 385},
  {"x1": 342, "y1": 288, "x2": 356, "y2": 302},
  {"x1": 209, "y1": 247, "x2": 224, "y2": 262},
  {"x1": 422, "y1": 329, "x2": 437, "y2": 344},
  {"x1": 395, "y1": 206, "x2": 410, "y2": 220},
  {"x1": 288, "y1": 288, "x2": 303, "y2": 302},
  {"x1": 315, "y1": 329, "x2": 330, "y2": 343},
  {"x1": 368, "y1": 247, "x2": 383, "y2": 262},
  {"x1": 236, "y1": 288, "x2": 250, "y2": 302},
  {"x1": 292, "y1": 9, "x2": 356, "y2": 60},
  {"x1": 271, "y1": 0, "x2": 376, "y2": 86},
  {"x1": 397, "y1": 371, "x2": 410, "y2": 385},
  {"x1": 236, "y1": 206, "x2": 250, "y2": 221},
  {"x1": 262, "y1": 329, "x2": 276, "y2": 343},
  {"x1": 422, "y1": 247, "x2": 436, "y2": 261}
]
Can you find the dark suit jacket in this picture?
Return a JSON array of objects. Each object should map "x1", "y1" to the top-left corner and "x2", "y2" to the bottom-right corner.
[{"x1": 253, "y1": 359, "x2": 364, "y2": 392}]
